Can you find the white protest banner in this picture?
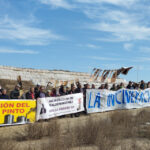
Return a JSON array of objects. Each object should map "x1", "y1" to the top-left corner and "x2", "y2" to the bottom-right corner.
[
  {"x1": 86, "y1": 88, "x2": 150, "y2": 114},
  {"x1": 36, "y1": 93, "x2": 84, "y2": 120}
]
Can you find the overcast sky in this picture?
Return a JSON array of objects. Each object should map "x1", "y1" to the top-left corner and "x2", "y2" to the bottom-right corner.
[{"x1": 0, "y1": 0, "x2": 150, "y2": 81}]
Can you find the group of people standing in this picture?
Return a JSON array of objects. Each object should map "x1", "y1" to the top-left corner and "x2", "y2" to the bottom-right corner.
[{"x1": 0, "y1": 80, "x2": 149, "y2": 100}]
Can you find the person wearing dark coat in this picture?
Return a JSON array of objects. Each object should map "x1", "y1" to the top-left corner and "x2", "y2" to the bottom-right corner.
[
  {"x1": 26, "y1": 87, "x2": 35, "y2": 99},
  {"x1": 34, "y1": 84, "x2": 40, "y2": 99},
  {"x1": 46, "y1": 90, "x2": 51, "y2": 97},
  {"x1": 140, "y1": 80, "x2": 145, "y2": 90},
  {"x1": 126, "y1": 81, "x2": 134, "y2": 89},
  {"x1": 70, "y1": 84, "x2": 81, "y2": 118},
  {"x1": 50, "y1": 88, "x2": 57, "y2": 97},
  {"x1": 91, "y1": 84, "x2": 95, "y2": 89},
  {"x1": 10, "y1": 85, "x2": 20, "y2": 99},
  {"x1": 75, "y1": 83, "x2": 83, "y2": 93},
  {"x1": 0, "y1": 89, "x2": 9, "y2": 99},
  {"x1": 82, "y1": 84, "x2": 90, "y2": 115},
  {"x1": 69, "y1": 84, "x2": 76, "y2": 94},
  {"x1": 59, "y1": 85, "x2": 66, "y2": 96},
  {"x1": 36, "y1": 86, "x2": 46, "y2": 99},
  {"x1": 110, "y1": 84, "x2": 117, "y2": 91}
]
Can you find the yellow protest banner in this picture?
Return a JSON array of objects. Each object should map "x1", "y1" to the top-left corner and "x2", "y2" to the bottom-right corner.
[{"x1": 0, "y1": 100, "x2": 36, "y2": 126}]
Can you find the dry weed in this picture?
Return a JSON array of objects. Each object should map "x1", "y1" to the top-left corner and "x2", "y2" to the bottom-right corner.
[{"x1": 15, "y1": 119, "x2": 60, "y2": 141}]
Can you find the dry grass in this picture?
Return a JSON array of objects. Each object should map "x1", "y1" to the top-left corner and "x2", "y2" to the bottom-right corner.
[
  {"x1": 62, "y1": 110, "x2": 150, "y2": 150},
  {"x1": 136, "y1": 110, "x2": 150, "y2": 124},
  {"x1": 63, "y1": 117, "x2": 114, "y2": 149},
  {"x1": 15, "y1": 119, "x2": 60, "y2": 141},
  {"x1": 1, "y1": 109, "x2": 150, "y2": 150},
  {"x1": 0, "y1": 140, "x2": 16, "y2": 150}
]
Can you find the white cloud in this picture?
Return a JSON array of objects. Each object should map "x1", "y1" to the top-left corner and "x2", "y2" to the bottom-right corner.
[
  {"x1": 124, "y1": 43, "x2": 133, "y2": 51},
  {"x1": 89, "y1": 14, "x2": 150, "y2": 42},
  {"x1": 78, "y1": 43, "x2": 101, "y2": 49},
  {"x1": 76, "y1": 1, "x2": 150, "y2": 43},
  {"x1": 88, "y1": 56, "x2": 121, "y2": 61},
  {"x1": 0, "y1": 48, "x2": 38, "y2": 54},
  {"x1": 39, "y1": 0, "x2": 137, "y2": 9},
  {"x1": 0, "y1": 16, "x2": 63, "y2": 45},
  {"x1": 38, "y1": 0, "x2": 150, "y2": 43},
  {"x1": 76, "y1": 0, "x2": 136, "y2": 7},
  {"x1": 86, "y1": 44, "x2": 99, "y2": 49},
  {"x1": 37, "y1": 0, "x2": 150, "y2": 42},
  {"x1": 39, "y1": 0, "x2": 74, "y2": 9},
  {"x1": 86, "y1": 44, "x2": 100, "y2": 49},
  {"x1": 139, "y1": 47, "x2": 150, "y2": 53},
  {"x1": 132, "y1": 57, "x2": 150, "y2": 62}
]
